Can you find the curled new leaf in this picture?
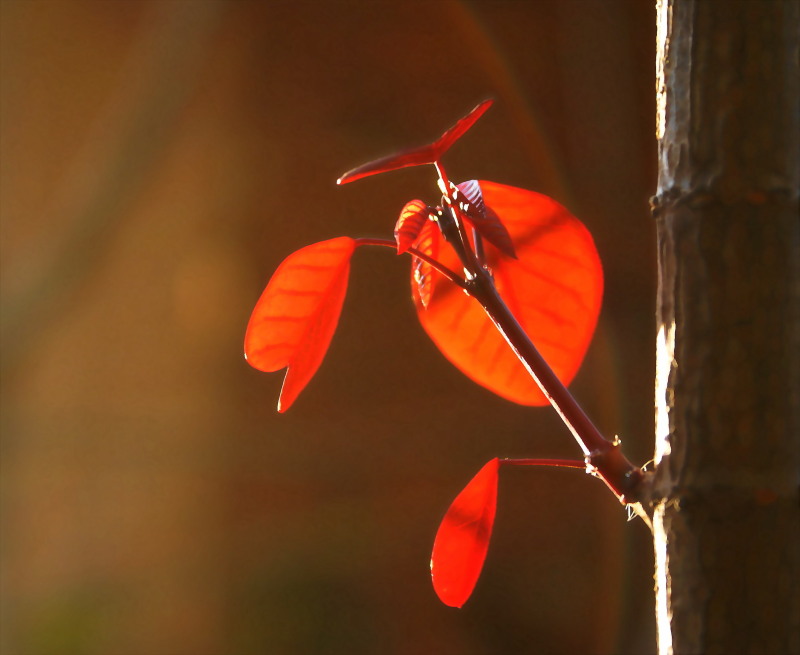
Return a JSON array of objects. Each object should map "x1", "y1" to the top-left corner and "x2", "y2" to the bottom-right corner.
[
  {"x1": 431, "y1": 458, "x2": 499, "y2": 608},
  {"x1": 414, "y1": 181, "x2": 603, "y2": 406},
  {"x1": 244, "y1": 237, "x2": 356, "y2": 412},
  {"x1": 454, "y1": 180, "x2": 516, "y2": 259},
  {"x1": 411, "y1": 220, "x2": 439, "y2": 309},
  {"x1": 394, "y1": 200, "x2": 432, "y2": 254},
  {"x1": 337, "y1": 99, "x2": 493, "y2": 185}
]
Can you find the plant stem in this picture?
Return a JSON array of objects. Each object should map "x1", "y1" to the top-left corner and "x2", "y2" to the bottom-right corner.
[
  {"x1": 465, "y1": 262, "x2": 643, "y2": 503},
  {"x1": 501, "y1": 458, "x2": 586, "y2": 469},
  {"x1": 354, "y1": 237, "x2": 466, "y2": 289},
  {"x1": 421, "y1": 179, "x2": 642, "y2": 501},
  {"x1": 359, "y1": 218, "x2": 644, "y2": 502}
]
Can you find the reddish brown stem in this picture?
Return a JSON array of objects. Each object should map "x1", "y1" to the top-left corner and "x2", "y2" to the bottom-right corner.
[
  {"x1": 501, "y1": 458, "x2": 586, "y2": 469},
  {"x1": 354, "y1": 237, "x2": 466, "y2": 289},
  {"x1": 423, "y1": 193, "x2": 642, "y2": 501},
  {"x1": 358, "y1": 216, "x2": 644, "y2": 502},
  {"x1": 465, "y1": 263, "x2": 643, "y2": 503}
]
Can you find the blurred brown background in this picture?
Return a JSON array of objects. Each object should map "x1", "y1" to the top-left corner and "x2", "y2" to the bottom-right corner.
[{"x1": 1, "y1": 1, "x2": 657, "y2": 653}]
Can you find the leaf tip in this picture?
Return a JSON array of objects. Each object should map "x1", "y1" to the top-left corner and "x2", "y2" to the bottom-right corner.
[{"x1": 276, "y1": 377, "x2": 293, "y2": 413}]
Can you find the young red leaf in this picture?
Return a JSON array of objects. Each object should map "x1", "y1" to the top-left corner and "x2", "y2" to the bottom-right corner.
[
  {"x1": 431, "y1": 458, "x2": 500, "y2": 608},
  {"x1": 394, "y1": 199, "x2": 432, "y2": 254},
  {"x1": 413, "y1": 182, "x2": 603, "y2": 406},
  {"x1": 431, "y1": 99, "x2": 493, "y2": 158},
  {"x1": 336, "y1": 144, "x2": 438, "y2": 187},
  {"x1": 336, "y1": 100, "x2": 493, "y2": 185},
  {"x1": 411, "y1": 219, "x2": 439, "y2": 309},
  {"x1": 244, "y1": 237, "x2": 356, "y2": 412},
  {"x1": 454, "y1": 180, "x2": 517, "y2": 259}
]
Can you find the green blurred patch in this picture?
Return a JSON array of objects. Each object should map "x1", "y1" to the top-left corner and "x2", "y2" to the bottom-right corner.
[{"x1": 17, "y1": 585, "x2": 121, "y2": 655}]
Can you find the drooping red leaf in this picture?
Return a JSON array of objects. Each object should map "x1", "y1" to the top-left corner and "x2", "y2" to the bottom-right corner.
[
  {"x1": 413, "y1": 181, "x2": 603, "y2": 406},
  {"x1": 431, "y1": 458, "x2": 500, "y2": 608},
  {"x1": 336, "y1": 100, "x2": 493, "y2": 185},
  {"x1": 244, "y1": 237, "x2": 356, "y2": 412},
  {"x1": 455, "y1": 180, "x2": 517, "y2": 259},
  {"x1": 394, "y1": 199, "x2": 432, "y2": 254}
]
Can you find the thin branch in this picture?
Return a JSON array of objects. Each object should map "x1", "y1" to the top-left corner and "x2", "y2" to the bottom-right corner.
[
  {"x1": 462, "y1": 247, "x2": 643, "y2": 502},
  {"x1": 354, "y1": 237, "x2": 467, "y2": 289},
  {"x1": 501, "y1": 458, "x2": 586, "y2": 469}
]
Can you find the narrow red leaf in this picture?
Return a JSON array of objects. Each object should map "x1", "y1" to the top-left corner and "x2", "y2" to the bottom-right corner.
[
  {"x1": 413, "y1": 181, "x2": 603, "y2": 405},
  {"x1": 336, "y1": 145, "x2": 436, "y2": 186},
  {"x1": 244, "y1": 237, "x2": 356, "y2": 412},
  {"x1": 394, "y1": 199, "x2": 432, "y2": 254},
  {"x1": 431, "y1": 99, "x2": 493, "y2": 158},
  {"x1": 336, "y1": 100, "x2": 493, "y2": 185},
  {"x1": 431, "y1": 458, "x2": 500, "y2": 608}
]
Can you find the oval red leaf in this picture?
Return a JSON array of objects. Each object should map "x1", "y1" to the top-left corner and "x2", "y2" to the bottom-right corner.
[
  {"x1": 244, "y1": 237, "x2": 356, "y2": 412},
  {"x1": 414, "y1": 182, "x2": 603, "y2": 406},
  {"x1": 431, "y1": 458, "x2": 500, "y2": 608}
]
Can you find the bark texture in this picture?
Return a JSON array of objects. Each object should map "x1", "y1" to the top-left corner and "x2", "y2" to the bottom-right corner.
[{"x1": 652, "y1": 1, "x2": 800, "y2": 653}]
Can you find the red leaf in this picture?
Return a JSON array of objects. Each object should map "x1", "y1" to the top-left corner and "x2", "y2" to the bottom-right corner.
[
  {"x1": 432, "y1": 99, "x2": 493, "y2": 158},
  {"x1": 394, "y1": 199, "x2": 432, "y2": 254},
  {"x1": 431, "y1": 458, "x2": 500, "y2": 608},
  {"x1": 411, "y1": 220, "x2": 439, "y2": 309},
  {"x1": 413, "y1": 182, "x2": 603, "y2": 405},
  {"x1": 336, "y1": 144, "x2": 438, "y2": 186},
  {"x1": 455, "y1": 180, "x2": 517, "y2": 259},
  {"x1": 337, "y1": 100, "x2": 493, "y2": 185},
  {"x1": 244, "y1": 237, "x2": 356, "y2": 412}
]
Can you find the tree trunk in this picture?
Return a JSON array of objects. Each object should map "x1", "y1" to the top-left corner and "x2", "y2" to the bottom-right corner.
[{"x1": 652, "y1": 1, "x2": 800, "y2": 653}]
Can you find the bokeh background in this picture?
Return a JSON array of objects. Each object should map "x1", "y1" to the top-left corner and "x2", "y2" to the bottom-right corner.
[{"x1": 1, "y1": 1, "x2": 658, "y2": 653}]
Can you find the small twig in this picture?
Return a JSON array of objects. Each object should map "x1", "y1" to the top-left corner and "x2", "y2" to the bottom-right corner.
[
  {"x1": 501, "y1": 458, "x2": 586, "y2": 469},
  {"x1": 354, "y1": 237, "x2": 467, "y2": 289}
]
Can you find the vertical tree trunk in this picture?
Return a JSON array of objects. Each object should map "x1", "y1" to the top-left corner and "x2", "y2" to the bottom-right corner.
[{"x1": 652, "y1": 1, "x2": 799, "y2": 653}]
